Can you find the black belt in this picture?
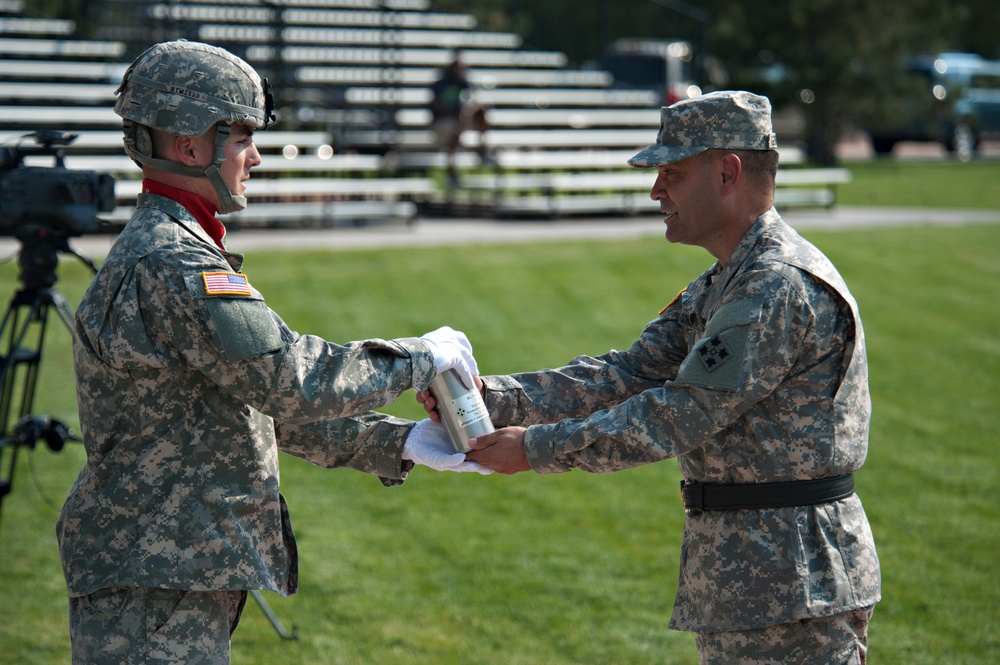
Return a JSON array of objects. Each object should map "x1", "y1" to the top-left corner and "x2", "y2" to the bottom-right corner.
[{"x1": 680, "y1": 474, "x2": 855, "y2": 513}]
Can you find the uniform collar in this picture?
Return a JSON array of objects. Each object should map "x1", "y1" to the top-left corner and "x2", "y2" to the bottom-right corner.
[
  {"x1": 714, "y1": 208, "x2": 780, "y2": 284},
  {"x1": 141, "y1": 179, "x2": 227, "y2": 249},
  {"x1": 135, "y1": 191, "x2": 245, "y2": 272}
]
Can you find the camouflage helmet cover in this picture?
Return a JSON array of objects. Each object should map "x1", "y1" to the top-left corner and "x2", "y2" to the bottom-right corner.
[{"x1": 114, "y1": 40, "x2": 273, "y2": 136}]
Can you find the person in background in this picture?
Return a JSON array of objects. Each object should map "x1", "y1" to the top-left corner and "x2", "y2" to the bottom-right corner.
[
  {"x1": 421, "y1": 90, "x2": 880, "y2": 664},
  {"x1": 58, "y1": 40, "x2": 486, "y2": 665},
  {"x1": 430, "y1": 52, "x2": 490, "y2": 186}
]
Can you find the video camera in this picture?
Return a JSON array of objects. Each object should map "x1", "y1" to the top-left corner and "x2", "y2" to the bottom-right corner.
[
  {"x1": 0, "y1": 132, "x2": 110, "y2": 527},
  {"x1": 0, "y1": 130, "x2": 116, "y2": 240}
]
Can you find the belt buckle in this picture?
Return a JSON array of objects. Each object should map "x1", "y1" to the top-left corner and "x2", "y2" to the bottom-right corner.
[{"x1": 680, "y1": 479, "x2": 704, "y2": 515}]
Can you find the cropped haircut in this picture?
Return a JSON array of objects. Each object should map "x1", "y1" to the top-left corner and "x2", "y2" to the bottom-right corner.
[{"x1": 729, "y1": 149, "x2": 779, "y2": 191}]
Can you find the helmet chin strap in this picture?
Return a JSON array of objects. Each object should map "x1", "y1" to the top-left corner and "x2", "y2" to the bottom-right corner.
[
  {"x1": 203, "y1": 123, "x2": 245, "y2": 214},
  {"x1": 124, "y1": 121, "x2": 246, "y2": 214},
  {"x1": 205, "y1": 164, "x2": 245, "y2": 214}
]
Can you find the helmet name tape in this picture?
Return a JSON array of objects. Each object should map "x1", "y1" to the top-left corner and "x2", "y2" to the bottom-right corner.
[
  {"x1": 129, "y1": 73, "x2": 264, "y2": 126},
  {"x1": 163, "y1": 83, "x2": 211, "y2": 102}
]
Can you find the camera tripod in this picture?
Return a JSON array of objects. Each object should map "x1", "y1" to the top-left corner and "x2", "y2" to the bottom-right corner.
[{"x1": 0, "y1": 232, "x2": 91, "y2": 530}]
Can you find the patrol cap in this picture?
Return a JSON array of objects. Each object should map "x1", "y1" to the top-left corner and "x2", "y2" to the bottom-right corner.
[{"x1": 628, "y1": 90, "x2": 777, "y2": 168}]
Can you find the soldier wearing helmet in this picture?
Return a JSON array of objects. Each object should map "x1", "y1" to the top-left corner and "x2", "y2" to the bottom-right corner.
[
  {"x1": 57, "y1": 40, "x2": 488, "y2": 664},
  {"x1": 114, "y1": 39, "x2": 275, "y2": 214}
]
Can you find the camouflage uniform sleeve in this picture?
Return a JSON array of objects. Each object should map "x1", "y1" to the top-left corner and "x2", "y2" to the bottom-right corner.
[
  {"x1": 521, "y1": 269, "x2": 813, "y2": 474},
  {"x1": 140, "y1": 254, "x2": 436, "y2": 424},
  {"x1": 482, "y1": 288, "x2": 690, "y2": 427},
  {"x1": 275, "y1": 414, "x2": 416, "y2": 485}
]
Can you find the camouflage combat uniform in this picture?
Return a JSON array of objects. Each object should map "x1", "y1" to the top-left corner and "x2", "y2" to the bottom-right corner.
[
  {"x1": 481, "y1": 208, "x2": 880, "y2": 637},
  {"x1": 57, "y1": 192, "x2": 436, "y2": 602}
]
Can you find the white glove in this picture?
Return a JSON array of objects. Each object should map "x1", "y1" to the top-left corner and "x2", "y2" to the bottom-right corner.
[
  {"x1": 403, "y1": 419, "x2": 492, "y2": 474},
  {"x1": 419, "y1": 326, "x2": 479, "y2": 388}
]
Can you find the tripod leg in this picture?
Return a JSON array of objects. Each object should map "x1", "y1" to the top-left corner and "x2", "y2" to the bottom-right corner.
[
  {"x1": 0, "y1": 443, "x2": 19, "y2": 528},
  {"x1": 249, "y1": 590, "x2": 299, "y2": 641},
  {"x1": 0, "y1": 288, "x2": 76, "y2": 429},
  {"x1": 0, "y1": 299, "x2": 39, "y2": 529},
  {"x1": 0, "y1": 298, "x2": 41, "y2": 433},
  {"x1": 0, "y1": 287, "x2": 74, "y2": 526},
  {"x1": 48, "y1": 290, "x2": 76, "y2": 333}
]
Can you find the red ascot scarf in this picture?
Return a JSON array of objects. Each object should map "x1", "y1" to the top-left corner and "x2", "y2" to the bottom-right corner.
[{"x1": 142, "y1": 179, "x2": 227, "y2": 249}]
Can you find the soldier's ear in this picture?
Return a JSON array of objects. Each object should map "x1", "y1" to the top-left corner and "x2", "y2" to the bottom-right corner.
[
  {"x1": 172, "y1": 135, "x2": 197, "y2": 165},
  {"x1": 173, "y1": 131, "x2": 214, "y2": 167},
  {"x1": 718, "y1": 153, "x2": 742, "y2": 195}
]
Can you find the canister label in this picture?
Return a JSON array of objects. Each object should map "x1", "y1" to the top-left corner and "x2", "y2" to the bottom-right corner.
[{"x1": 449, "y1": 389, "x2": 491, "y2": 429}]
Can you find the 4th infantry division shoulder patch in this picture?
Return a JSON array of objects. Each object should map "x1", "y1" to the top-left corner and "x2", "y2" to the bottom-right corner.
[
  {"x1": 697, "y1": 335, "x2": 731, "y2": 371},
  {"x1": 203, "y1": 271, "x2": 253, "y2": 296}
]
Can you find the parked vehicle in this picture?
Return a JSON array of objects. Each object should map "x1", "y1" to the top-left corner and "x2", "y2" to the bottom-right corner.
[
  {"x1": 866, "y1": 52, "x2": 1000, "y2": 160},
  {"x1": 600, "y1": 38, "x2": 700, "y2": 106}
]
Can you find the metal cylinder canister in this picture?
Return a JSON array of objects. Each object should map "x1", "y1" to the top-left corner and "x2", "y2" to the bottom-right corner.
[{"x1": 429, "y1": 368, "x2": 494, "y2": 453}]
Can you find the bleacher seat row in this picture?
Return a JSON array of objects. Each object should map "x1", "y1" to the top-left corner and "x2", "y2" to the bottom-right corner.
[{"x1": 1, "y1": 0, "x2": 849, "y2": 229}]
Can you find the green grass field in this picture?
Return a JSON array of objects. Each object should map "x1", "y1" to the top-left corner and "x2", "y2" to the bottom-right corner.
[
  {"x1": 838, "y1": 160, "x2": 1000, "y2": 209},
  {"x1": 0, "y1": 161, "x2": 998, "y2": 663}
]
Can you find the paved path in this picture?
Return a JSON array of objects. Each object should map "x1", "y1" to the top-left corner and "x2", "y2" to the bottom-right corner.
[
  {"x1": 4, "y1": 206, "x2": 1000, "y2": 259},
  {"x1": 222, "y1": 205, "x2": 999, "y2": 252}
]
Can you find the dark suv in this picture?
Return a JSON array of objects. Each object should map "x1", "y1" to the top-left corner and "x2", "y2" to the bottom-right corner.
[{"x1": 866, "y1": 52, "x2": 1000, "y2": 160}]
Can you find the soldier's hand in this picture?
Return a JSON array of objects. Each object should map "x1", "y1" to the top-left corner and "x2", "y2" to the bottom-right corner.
[
  {"x1": 415, "y1": 388, "x2": 442, "y2": 423},
  {"x1": 416, "y1": 376, "x2": 484, "y2": 424},
  {"x1": 403, "y1": 419, "x2": 491, "y2": 474},
  {"x1": 467, "y1": 427, "x2": 530, "y2": 475},
  {"x1": 419, "y1": 326, "x2": 478, "y2": 389}
]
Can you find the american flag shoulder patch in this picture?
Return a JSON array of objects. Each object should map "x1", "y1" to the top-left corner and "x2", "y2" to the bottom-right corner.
[{"x1": 202, "y1": 271, "x2": 253, "y2": 296}]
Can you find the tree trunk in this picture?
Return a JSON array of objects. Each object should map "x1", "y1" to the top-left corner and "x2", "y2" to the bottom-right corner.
[{"x1": 802, "y1": 103, "x2": 841, "y2": 166}]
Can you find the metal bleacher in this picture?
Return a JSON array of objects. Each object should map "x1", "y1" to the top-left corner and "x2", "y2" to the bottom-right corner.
[{"x1": 1, "y1": 0, "x2": 849, "y2": 228}]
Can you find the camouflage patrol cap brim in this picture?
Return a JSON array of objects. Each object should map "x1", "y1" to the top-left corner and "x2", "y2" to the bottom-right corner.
[
  {"x1": 114, "y1": 40, "x2": 271, "y2": 136},
  {"x1": 628, "y1": 90, "x2": 778, "y2": 168}
]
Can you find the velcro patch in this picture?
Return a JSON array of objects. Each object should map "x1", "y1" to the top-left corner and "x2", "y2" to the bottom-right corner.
[
  {"x1": 675, "y1": 298, "x2": 758, "y2": 392},
  {"x1": 203, "y1": 271, "x2": 252, "y2": 296}
]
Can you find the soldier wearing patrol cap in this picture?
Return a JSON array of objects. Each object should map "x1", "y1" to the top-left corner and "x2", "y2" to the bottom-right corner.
[
  {"x1": 423, "y1": 90, "x2": 881, "y2": 663},
  {"x1": 58, "y1": 40, "x2": 489, "y2": 664}
]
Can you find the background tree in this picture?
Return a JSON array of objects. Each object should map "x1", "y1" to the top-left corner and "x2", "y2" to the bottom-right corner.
[
  {"x1": 948, "y1": 0, "x2": 1000, "y2": 59},
  {"x1": 704, "y1": 0, "x2": 963, "y2": 164},
  {"x1": 435, "y1": 0, "x2": 980, "y2": 164}
]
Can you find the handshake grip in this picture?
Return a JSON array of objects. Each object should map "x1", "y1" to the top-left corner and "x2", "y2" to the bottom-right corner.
[{"x1": 429, "y1": 369, "x2": 494, "y2": 453}]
